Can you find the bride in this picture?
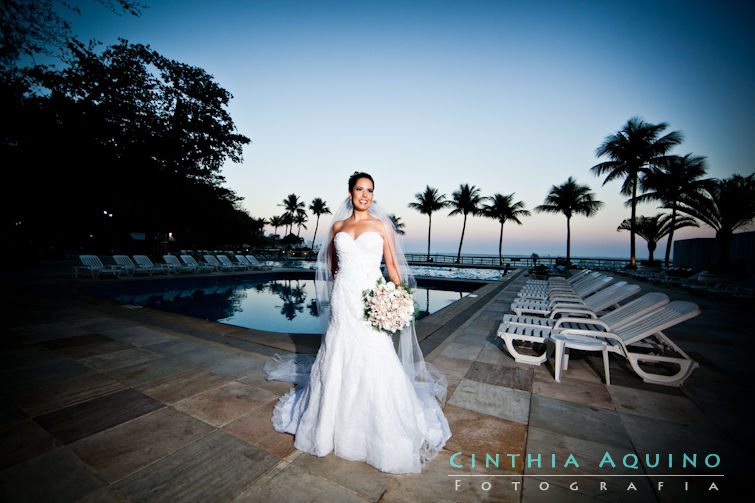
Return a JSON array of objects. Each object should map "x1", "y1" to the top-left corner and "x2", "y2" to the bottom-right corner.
[{"x1": 264, "y1": 172, "x2": 451, "y2": 474}]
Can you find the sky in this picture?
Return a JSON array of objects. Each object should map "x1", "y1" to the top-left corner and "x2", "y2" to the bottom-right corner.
[{"x1": 69, "y1": 0, "x2": 754, "y2": 257}]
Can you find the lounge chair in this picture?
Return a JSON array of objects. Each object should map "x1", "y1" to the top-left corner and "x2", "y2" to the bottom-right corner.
[
  {"x1": 552, "y1": 300, "x2": 701, "y2": 386},
  {"x1": 180, "y1": 254, "x2": 215, "y2": 273},
  {"x1": 133, "y1": 255, "x2": 172, "y2": 275},
  {"x1": 112, "y1": 255, "x2": 140, "y2": 276},
  {"x1": 524, "y1": 269, "x2": 593, "y2": 288},
  {"x1": 216, "y1": 254, "x2": 246, "y2": 271},
  {"x1": 163, "y1": 254, "x2": 196, "y2": 273},
  {"x1": 498, "y1": 289, "x2": 659, "y2": 366},
  {"x1": 231, "y1": 255, "x2": 252, "y2": 270},
  {"x1": 245, "y1": 254, "x2": 272, "y2": 270},
  {"x1": 511, "y1": 280, "x2": 636, "y2": 317},
  {"x1": 73, "y1": 255, "x2": 123, "y2": 279},
  {"x1": 517, "y1": 274, "x2": 614, "y2": 301},
  {"x1": 204, "y1": 254, "x2": 236, "y2": 272}
]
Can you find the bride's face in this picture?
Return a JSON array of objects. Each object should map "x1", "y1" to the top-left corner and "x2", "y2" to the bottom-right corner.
[{"x1": 350, "y1": 177, "x2": 374, "y2": 211}]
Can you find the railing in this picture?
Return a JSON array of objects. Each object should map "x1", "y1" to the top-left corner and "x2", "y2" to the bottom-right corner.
[
  {"x1": 405, "y1": 254, "x2": 631, "y2": 270},
  {"x1": 248, "y1": 248, "x2": 632, "y2": 271}
]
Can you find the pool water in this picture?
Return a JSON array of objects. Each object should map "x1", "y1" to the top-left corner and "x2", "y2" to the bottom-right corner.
[{"x1": 101, "y1": 276, "x2": 477, "y2": 334}]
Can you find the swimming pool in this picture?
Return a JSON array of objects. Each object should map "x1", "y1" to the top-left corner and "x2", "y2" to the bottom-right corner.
[{"x1": 86, "y1": 271, "x2": 483, "y2": 334}]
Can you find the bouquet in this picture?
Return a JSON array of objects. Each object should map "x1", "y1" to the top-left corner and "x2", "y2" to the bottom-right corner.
[{"x1": 362, "y1": 278, "x2": 416, "y2": 334}]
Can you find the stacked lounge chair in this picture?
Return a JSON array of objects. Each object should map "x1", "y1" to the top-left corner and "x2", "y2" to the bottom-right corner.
[{"x1": 496, "y1": 269, "x2": 701, "y2": 386}]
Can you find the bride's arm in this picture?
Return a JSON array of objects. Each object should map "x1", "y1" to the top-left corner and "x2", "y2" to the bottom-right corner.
[
  {"x1": 329, "y1": 222, "x2": 342, "y2": 276},
  {"x1": 381, "y1": 221, "x2": 402, "y2": 284}
]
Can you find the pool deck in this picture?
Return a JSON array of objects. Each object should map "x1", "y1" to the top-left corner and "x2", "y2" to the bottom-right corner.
[{"x1": 1, "y1": 264, "x2": 748, "y2": 501}]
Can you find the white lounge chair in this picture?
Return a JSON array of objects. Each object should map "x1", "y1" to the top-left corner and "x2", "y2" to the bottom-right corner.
[
  {"x1": 231, "y1": 255, "x2": 252, "y2": 270},
  {"x1": 511, "y1": 281, "x2": 636, "y2": 318},
  {"x1": 73, "y1": 255, "x2": 123, "y2": 279},
  {"x1": 163, "y1": 254, "x2": 195, "y2": 273},
  {"x1": 216, "y1": 254, "x2": 246, "y2": 271},
  {"x1": 552, "y1": 300, "x2": 701, "y2": 386},
  {"x1": 180, "y1": 254, "x2": 215, "y2": 273},
  {"x1": 245, "y1": 254, "x2": 272, "y2": 270},
  {"x1": 111, "y1": 255, "x2": 140, "y2": 276},
  {"x1": 517, "y1": 274, "x2": 614, "y2": 301},
  {"x1": 204, "y1": 254, "x2": 235, "y2": 271},
  {"x1": 133, "y1": 255, "x2": 171, "y2": 275},
  {"x1": 524, "y1": 269, "x2": 593, "y2": 287},
  {"x1": 498, "y1": 291, "x2": 668, "y2": 365}
]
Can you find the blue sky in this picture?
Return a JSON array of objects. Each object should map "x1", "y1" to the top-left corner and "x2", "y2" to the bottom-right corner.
[{"x1": 70, "y1": 0, "x2": 754, "y2": 257}]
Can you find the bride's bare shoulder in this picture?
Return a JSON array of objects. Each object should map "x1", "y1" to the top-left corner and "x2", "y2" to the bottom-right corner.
[{"x1": 332, "y1": 220, "x2": 346, "y2": 234}]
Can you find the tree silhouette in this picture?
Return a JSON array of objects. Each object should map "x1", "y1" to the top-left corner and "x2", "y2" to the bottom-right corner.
[
  {"x1": 637, "y1": 154, "x2": 710, "y2": 267},
  {"x1": 280, "y1": 194, "x2": 305, "y2": 235},
  {"x1": 294, "y1": 211, "x2": 308, "y2": 238},
  {"x1": 617, "y1": 214, "x2": 698, "y2": 263},
  {"x1": 408, "y1": 186, "x2": 448, "y2": 261},
  {"x1": 448, "y1": 184, "x2": 484, "y2": 263},
  {"x1": 3, "y1": 39, "x2": 253, "y2": 254},
  {"x1": 309, "y1": 198, "x2": 331, "y2": 249},
  {"x1": 535, "y1": 177, "x2": 603, "y2": 265},
  {"x1": 269, "y1": 215, "x2": 285, "y2": 240},
  {"x1": 592, "y1": 117, "x2": 682, "y2": 267},
  {"x1": 675, "y1": 174, "x2": 755, "y2": 269},
  {"x1": 389, "y1": 215, "x2": 406, "y2": 235},
  {"x1": 481, "y1": 193, "x2": 530, "y2": 265}
]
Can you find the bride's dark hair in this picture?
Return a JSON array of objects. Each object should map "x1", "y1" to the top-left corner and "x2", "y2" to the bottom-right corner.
[{"x1": 348, "y1": 171, "x2": 374, "y2": 192}]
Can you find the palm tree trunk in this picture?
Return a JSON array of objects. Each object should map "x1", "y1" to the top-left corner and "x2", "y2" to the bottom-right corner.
[
  {"x1": 456, "y1": 214, "x2": 467, "y2": 264},
  {"x1": 498, "y1": 222, "x2": 503, "y2": 265},
  {"x1": 273, "y1": 225, "x2": 278, "y2": 238},
  {"x1": 648, "y1": 242, "x2": 656, "y2": 263},
  {"x1": 664, "y1": 207, "x2": 676, "y2": 268},
  {"x1": 630, "y1": 176, "x2": 637, "y2": 267},
  {"x1": 427, "y1": 213, "x2": 432, "y2": 262},
  {"x1": 565, "y1": 215, "x2": 571, "y2": 265},
  {"x1": 311, "y1": 215, "x2": 320, "y2": 250}
]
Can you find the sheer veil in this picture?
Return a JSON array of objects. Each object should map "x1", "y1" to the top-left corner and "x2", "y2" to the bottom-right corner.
[{"x1": 264, "y1": 197, "x2": 448, "y2": 406}]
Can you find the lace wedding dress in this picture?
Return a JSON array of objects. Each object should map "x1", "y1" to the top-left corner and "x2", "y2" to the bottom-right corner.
[{"x1": 270, "y1": 231, "x2": 451, "y2": 474}]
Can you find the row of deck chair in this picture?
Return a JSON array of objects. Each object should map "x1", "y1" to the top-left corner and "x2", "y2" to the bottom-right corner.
[
  {"x1": 74, "y1": 254, "x2": 271, "y2": 278},
  {"x1": 497, "y1": 270, "x2": 701, "y2": 387}
]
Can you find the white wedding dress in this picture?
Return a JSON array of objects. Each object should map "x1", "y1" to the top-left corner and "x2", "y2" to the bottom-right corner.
[{"x1": 270, "y1": 231, "x2": 451, "y2": 473}]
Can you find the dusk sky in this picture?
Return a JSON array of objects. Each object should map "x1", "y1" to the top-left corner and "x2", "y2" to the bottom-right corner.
[{"x1": 70, "y1": 0, "x2": 754, "y2": 258}]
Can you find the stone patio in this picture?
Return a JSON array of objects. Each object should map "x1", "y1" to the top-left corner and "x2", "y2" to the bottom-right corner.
[{"x1": 0, "y1": 265, "x2": 746, "y2": 501}]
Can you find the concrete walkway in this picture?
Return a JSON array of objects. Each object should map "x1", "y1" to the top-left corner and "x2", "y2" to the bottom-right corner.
[{"x1": 0, "y1": 266, "x2": 746, "y2": 502}]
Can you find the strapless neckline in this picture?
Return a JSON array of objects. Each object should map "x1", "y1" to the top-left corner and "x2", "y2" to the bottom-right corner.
[{"x1": 335, "y1": 231, "x2": 382, "y2": 242}]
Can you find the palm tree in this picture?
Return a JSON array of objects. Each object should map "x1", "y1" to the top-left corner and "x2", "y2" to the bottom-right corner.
[
  {"x1": 675, "y1": 174, "x2": 755, "y2": 269},
  {"x1": 448, "y1": 184, "x2": 485, "y2": 263},
  {"x1": 535, "y1": 177, "x2": 603, "y2": 265},
  {"x1": 481, "y1": 193, "x2": 530, "y2": 265},
  {"x1": 269, "y1": 215, "x2": 285, "y2": 239},
  {"x1": 293, "y1": 210, "x2": 308, "y2": 238},
  {"x1": 279, "y1": 194, "x2": 305, "y2": 235},
  {"x1": 408, "y1": 186, "x2": 448, "y2": 261},
  {"x1": 281, "y1": 212, "x2": 294, "y2": 237},
  {"x1": 309, "y1": 198, "x2": 331, "y2": 249},
  {"x1": 592, "y1": 117, "x2": 683, "y2": 267},
  {"x1": 637, "y1": 154, "x2": 710, "y2": 268},
  {"x1": 389, "y1": 214, "x2": 405, "y2": 235},
  {"x1": 617, "y1": 213, "x2": 698, "y2": 263}
]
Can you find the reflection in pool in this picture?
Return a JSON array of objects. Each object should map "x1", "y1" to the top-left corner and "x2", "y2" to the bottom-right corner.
[{"x1": 105, "y1": 277, "x2": 476, "y2": 334}]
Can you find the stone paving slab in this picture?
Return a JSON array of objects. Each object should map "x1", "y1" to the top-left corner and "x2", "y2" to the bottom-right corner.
[
  {"x1": 113, "y1": 430, "x2": 278, "y2": 503},
  {"x1": 528, "y1": 395, "x2": 633, "y2": 451},
  {"x1": 70, "y1": 407, "x2": 214, "y2": 483},
  {"x1": 0, "y1": 447, "x2": 106, "y2": 503},
  {"x1": 35, "y1": 388, "x2": 164, "y2": 444},
  {"x1": 449, "y1": 378, "x2": 531, "y2": 424}
]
